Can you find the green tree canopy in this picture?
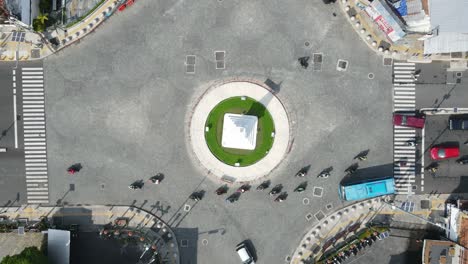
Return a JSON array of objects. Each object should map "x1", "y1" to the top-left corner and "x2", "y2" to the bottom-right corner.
[{"x1": 1, "y1": 247, "x2": 47, "y2": 264}]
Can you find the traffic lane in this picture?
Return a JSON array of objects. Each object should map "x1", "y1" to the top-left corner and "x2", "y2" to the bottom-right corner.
[
  {"x1": 416, "y1": 83, "x2": 468, "y2": 110},
  {"x1": 0, "y1": 148, "x2": 26, "y2": 204},
  {"x1": 422, "y1": 115, "x2": 468, "y2": 193}
]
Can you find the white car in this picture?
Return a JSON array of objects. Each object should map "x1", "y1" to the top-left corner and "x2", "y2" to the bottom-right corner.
[{"x1": 236, "y1": 242, "x2": 255, "y2": 264}]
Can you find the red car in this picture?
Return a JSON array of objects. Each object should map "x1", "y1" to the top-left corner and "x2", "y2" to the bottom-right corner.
[
  {"x1": 430, "y1": 146, "x2": 460, "y2": 160},
  {"x1": 393, "y1": 114, "x2": 425, "y2": 128}
]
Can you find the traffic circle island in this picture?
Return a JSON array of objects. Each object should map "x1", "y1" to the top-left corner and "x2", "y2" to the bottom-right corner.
[{"x1": 189, "y1": 80, "x2": 291, "y2": 182}]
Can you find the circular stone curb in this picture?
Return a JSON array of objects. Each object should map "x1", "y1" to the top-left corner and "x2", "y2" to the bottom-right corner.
[{"x1": 189, "y1": 81, "x2": 290, "y2": 181}]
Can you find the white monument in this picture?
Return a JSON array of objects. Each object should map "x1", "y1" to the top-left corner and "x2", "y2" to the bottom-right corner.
[{"x1": 221, "y1": 113, "x2": 258, "y2": 150}]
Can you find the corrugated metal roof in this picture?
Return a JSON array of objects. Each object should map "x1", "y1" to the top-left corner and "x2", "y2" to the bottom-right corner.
[
  {"x1": 424, "y1": 32, "x2": 468, "y2": 53},
  {"x1": 429, "y1": 0, "x2": 468, "y2": 33}
]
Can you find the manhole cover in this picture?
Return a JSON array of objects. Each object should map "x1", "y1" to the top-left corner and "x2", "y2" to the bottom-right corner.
[
  {"x1": 336, "y1": 59, "x2": 348, "y2": 71},
  {"x1": 314, "y1": 210, "x2": 325, "y2": 221},
  {"x1": 31, "y1": 49, "x2": 40, "y2": 59},
  {"x1": 186, "y1": 55, "x2": 196, "y2": 65},
  {"x1": 305, "y1": 41, "x2": 310, "y2": 47},
  {"x1": 216, "y1": 60, "x2": 225, "y2": 69},
  {"x1": 326, "y1": 203, "x2": 333, "y2": 211},
  {"x1": 285, "y1": 255, "x2": 291, "y2": 262},
  {"x1": 383, "y1": 57, "x2": 393, "y2": 66},
  {"x1": 313, "y1": 53, "x2": 323, "y2": 63},
  {"x1": 181, "y1": 239, "x2": 188, "y2": 247},
  {"x1": 202, "y1": 239, "x2": 208, "y2": 245},
  {"x1": 215, "y1": 51, "x2": 225, "y2": 61},
  {"x1": 303, "y1": 198, "x2": 310, "y2": 205},
  {"x1": 421, "y1": 200, "x2": 431, "y2": 209},
  {"x1": 313, "y1": 187, "x2": 323, "y2": 197},
  {"x1": 368, "y1": 73, "x2": 375, "y2": 79},
  {"x1": 70, "y1": 184, "x2": 75, "y2": 191},
  {"x1": 186, "y1": 65, "x2": 195, "y2": 74},
  {"x1": 305, "y1": 213, "x2": 313, "y2": 221}
]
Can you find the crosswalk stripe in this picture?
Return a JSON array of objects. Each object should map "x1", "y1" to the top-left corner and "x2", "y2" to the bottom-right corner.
[
  {"x1": 23, "y1": 109, "x2": 45, "y2": 113},
  {"x1": 22, "y1": 71, "x2": 43, "y2": 75},
  {"x1": 22, "y1": 80, "x2": 44, "y2": 83},
  {"x1": 27, "y1": 187, "x2": 48, "y2": 191},
  {"x1": 22, "y1": 84, "x2": 44, "y2": 87},
  {"x1": 25, "y1": 163, "x2": 47, "y2": 166},
  {"x1": 26, "y1": 179, "x2": 48, "y2": 182},
  {"x1": 23, "y1": 113, "x2": 45, "y2": 116},
  {"x1": 24, "y1": 121, "x2": 45, "y2": 125},
  {"x1": 23, "y1": 116, "x2": 45, "y2": 120},
  {"x1": 25, "y1": 159, "x2": 47, "y2": 162},
  {"x1": 24, "y1": 142, "x2": 46, "y2": 146},
  {"x1": 27, "y1": 200, "x2": 49, "y2": 204},
  {"x1": 24, "y1": 138, "x2": 46, "y2": 141},
  {"x1": 22, "y1": 67, "x2": 43, "y2": 71}
]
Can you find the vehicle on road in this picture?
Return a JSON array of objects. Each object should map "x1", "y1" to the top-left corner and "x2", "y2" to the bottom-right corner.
[
  {"x1": 338, "y1": 177, "x2": 395, "y2": 201},
  {"x1": 393, "y1": 114, "x2": 425, "y2": 128},
  {"x1": 236, "y1": 241, "x2": 255, "y2": 264},
  {"x1": 457, "y1": 157, "x2": 468, "y2": 165},
  {"x1": 430, "y1": 145, "x2": 459, "y2": 160},
  {"x1": 449, "y1": 116, "x2": 468, "y2": 130}
]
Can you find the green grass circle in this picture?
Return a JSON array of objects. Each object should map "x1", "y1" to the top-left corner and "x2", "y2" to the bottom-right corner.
[{"x1": 204, "y1": 96, "x2": 275, "y2": 167}]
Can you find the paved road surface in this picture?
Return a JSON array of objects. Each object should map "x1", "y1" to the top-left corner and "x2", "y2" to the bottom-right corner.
[{"x1": 43, "y1": 1, "x2": 393, "y2": 263}]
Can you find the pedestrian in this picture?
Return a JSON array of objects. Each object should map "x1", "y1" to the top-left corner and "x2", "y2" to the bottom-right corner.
[{"x1": 298, "y1": 56, "x2": 310, "y2": 69}]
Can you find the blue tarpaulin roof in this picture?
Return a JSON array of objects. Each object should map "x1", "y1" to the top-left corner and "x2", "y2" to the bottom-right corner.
[{"x1": 392, "y1": 0, "x2": 408, "y2": 16}]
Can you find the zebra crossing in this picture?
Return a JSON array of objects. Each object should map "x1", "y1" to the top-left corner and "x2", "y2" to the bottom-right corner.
[
  {"x1": 393, "y1": 62, "x2": 417, "y2": 195},
  {"x1": 21, "y1": 67, "x2": 49, "y2": 204}
]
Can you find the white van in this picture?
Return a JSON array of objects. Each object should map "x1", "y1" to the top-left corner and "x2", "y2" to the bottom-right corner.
[{"x1": 236, "y1": 242, "x2": 255, "y2": 264}]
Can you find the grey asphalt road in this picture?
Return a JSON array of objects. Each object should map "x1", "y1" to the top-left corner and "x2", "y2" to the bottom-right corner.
[
  {"x1": 0, "y1": 62, "x2": 25, "y2": 205},
  {"x1": 415, "y1": 62, "x2": 468, "y2": 110},
  {"x1": 421, "y1": 115, "x2": 468, "y2": 194},
  {"x1": 43, "y1": 1, "x2": 393, "y2": 263}
]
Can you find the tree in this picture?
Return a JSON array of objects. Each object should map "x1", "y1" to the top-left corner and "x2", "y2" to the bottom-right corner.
[
  {"x1": 1, "y1": 247, "x2": 48, "y2": 264},
  {"x1": 37, "y1": 13, "x2": 48, "y2": 24}
]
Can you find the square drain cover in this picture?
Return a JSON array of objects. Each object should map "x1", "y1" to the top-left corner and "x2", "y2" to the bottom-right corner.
[
  {"x1": 313, "y1": 187, "x2": 323, "y2": 197},
  {"x1": 314, "y1": 210, "x2": 325, "y2": 221},
  {"x1": 186, "y1": 55, "x2": 196, "y2": 65},
  {"x1": 186, "y1": 65, "x2": 195, "y2": 74}
]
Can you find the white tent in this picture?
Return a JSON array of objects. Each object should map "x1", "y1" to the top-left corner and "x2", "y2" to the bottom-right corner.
[{"x1": 221, "y1": 113, "x2": 258, "y2": 150}]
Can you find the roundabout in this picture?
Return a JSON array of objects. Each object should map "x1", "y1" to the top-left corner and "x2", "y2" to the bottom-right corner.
[{"x1": 189, "y1": 81, "x2": 291, "y2": 181}]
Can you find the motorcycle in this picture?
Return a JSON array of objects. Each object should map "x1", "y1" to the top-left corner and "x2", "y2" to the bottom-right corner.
[
  {"x1": 295, "y1": 170, "x2": 307, "y2": 177},
  {"x1": 318, "y1": 172, "x2": 330, "y2": 178},
  {"x1": 458, "y1": 159, "x2": 468, "y2": 165},
  {"x1": 357, "y1": 155, "x2": 367, "y2": 161},
  {"x1": 275, "y1": 192, "x2": 288, "y2": 202},
  {"x1": 128, "y1": 184, "x2": 141, "y2": 190},
  {"x1": 345, "y1": 167, "x2": 357, "y2": 174},
  {"x1": 149, "y1": 178, "x2": 161, "y2": 184},
  {"x1": 215, "y1": 186, "x2": 228, "y2": 195},
  {"x1": 67, "y1": 168, "x2": 76, "y2": 175},
  {"x1": 274, "y1": 196, "x2": 284, "y2": 202},
  {"x1": 236, "y1": 184, "x2": 250, "y2": 193},
  {"x1": 189, "y1": 193, "x2": 202, "y2": 201},
  {"x1": 256, "y1": 181, "x2": 270, "y2": 191},
  {"x1": 294, "y1": 186, "x2": 306, "y2": 193}
]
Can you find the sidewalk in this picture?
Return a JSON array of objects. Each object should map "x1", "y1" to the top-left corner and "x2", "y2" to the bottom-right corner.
[
  {"x1": 290, "y1": 194, "x2": 451, "y2": 263},
  {"x1": 0, "y1": 0, "x2": 120, "y2": 61},
  {"x1": 0, "y1": 204, "x2": 180, "y2": 263}
]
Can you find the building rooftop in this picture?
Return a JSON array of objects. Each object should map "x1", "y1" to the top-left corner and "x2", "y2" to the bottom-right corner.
[
  {"x1": 429, "y1": 0, "x2": 468, "y2": 33},
  {"x1": 221, "y1": 113, "x2": 258, "y2": 150},
  {"x1": 423, "y1": 240, "x2": 462, "y2": 264}
]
